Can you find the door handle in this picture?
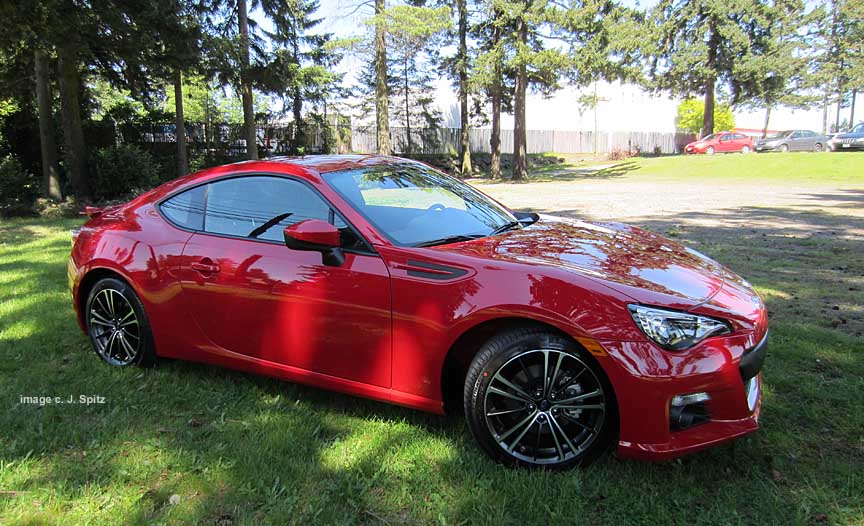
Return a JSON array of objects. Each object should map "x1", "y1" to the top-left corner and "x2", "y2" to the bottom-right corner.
[{"x1": 191, "y1": 258, "x2": 220, "y2": 274}]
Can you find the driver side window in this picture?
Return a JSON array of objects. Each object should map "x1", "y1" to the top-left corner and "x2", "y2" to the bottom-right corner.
[{"x1": 203, "y1": 176, "x2": 346, "y2": 243}]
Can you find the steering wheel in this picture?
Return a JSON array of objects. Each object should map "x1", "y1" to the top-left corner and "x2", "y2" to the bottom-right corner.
[{"x1": 428, "y1": 203, "x2": 446, "y2": 212}]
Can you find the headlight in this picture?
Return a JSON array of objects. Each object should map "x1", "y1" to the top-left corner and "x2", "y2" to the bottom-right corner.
[
  {"x1": 628, "y1": 305, "x2": 731, "y2": 351},
  {"x1": 855, "y1": 137, "x2": 864, "y2": 143}
]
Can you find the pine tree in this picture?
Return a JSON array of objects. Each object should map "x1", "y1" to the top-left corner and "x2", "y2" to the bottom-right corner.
[
  {"x1": 262, "y1": 0, "x2": 340, "y2": 152},
  {"x1": 645, "y1": 0, "x2": 779, "y2": 138}
]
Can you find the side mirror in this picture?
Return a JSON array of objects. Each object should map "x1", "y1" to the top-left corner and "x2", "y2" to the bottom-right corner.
[{"x1": 283, "y1": 219, "x2": 345, "y2": 267}]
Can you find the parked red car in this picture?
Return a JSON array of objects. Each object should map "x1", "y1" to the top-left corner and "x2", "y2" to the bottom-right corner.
[
  {"x1": 685, "y1": 131, "x2": 753, "y2": 154},
  {"x1": 69, "y1": 156, "x2": 767, "y2": 468}
]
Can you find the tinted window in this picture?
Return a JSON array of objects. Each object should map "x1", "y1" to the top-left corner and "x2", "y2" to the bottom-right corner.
[
  {"x1": 733, "y1": 134, "x2": 747, "y2": 140},
  {"x1": 161, "y1": 185, "x2": 206, "y2": 230},
  {"x1": 324, "y1": 163, "x2": 516, "y2": 246},
  {"x1": 203, "y1": 176, "x2": 345, "y2": 242}
]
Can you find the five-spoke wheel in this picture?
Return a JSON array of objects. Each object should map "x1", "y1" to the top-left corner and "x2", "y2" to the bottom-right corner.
[{"x1": 464, "y1": 327, "x2": 614, "y2": 468}]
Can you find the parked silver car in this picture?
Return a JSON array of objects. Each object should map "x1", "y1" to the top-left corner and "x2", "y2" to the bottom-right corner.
[{"x1": 754, "y1": 130, "x2": 828, "y2": 152}]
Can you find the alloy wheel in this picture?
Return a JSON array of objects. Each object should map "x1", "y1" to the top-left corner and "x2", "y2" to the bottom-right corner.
[
  {"x1": 483, "y1": 349, "x2": 606, "y2": 465},
  {"x1": 88, "y1": 288, "x2": 141, "y2": 366}
]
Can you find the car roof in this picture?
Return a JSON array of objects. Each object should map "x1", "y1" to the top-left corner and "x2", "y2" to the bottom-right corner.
[{"x1": 141, "y1": 154, "x2": 415, "y2": 205}]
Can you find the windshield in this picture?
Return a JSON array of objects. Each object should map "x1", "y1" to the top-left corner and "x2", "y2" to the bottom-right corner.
[
  {"x1": 701, "y1": 134, "x2": 716, "y2": 141},
  {"x1": 324, "y1": 163, "x2": 518, "y2": 246},
  {"x1": 853, "y1": 123, "x2": 864, "y2": 134},
  {"x1": 767, "y1": 131, "x2": 793, "y2": 139}
]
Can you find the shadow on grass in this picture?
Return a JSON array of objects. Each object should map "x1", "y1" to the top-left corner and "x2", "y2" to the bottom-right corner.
[
  {"x1": 1, "y1": 212, "x2": 862, "y2": 525},
  {"x1": 476, "y1": 161, "x2": 641, "y2": 184}
]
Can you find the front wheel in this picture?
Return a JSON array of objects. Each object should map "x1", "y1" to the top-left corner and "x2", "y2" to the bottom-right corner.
[
  {"x1": 705, "y1": 146, "x2": 715, "y2": 155},
  {"x1": 463, "y1": 327, "x2": 615, "y2": 469},
  {"x1": 780, "y1": 144, "x2": 789, "y2": 152},
  {"x1": 814, "y1": 143, "x2": 824, "y2": 152},
  {"x1": 86, "y1": 277, "x2": 155, "y2": 367}
]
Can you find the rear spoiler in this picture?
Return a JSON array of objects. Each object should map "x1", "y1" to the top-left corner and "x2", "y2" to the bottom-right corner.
[{"x1": 82, "y1": 206, "x2": 103, "y2": 219}]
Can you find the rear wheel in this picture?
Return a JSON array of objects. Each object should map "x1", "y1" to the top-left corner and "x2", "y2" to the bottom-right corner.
[
  {"x1": 86, "y1": 277, "x2": 155, "y2": 367},
  {"x1": 463, "y1": 327, "x2": 614, "y2": 469},
  {"x1": 740, "y1": 145, "x2": 751, "y2": 154}
]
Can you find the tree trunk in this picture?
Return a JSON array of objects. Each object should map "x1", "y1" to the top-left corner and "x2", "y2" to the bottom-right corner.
[
  {"x1": 490, "y1": 91, "x2": 501, "y2": 179},
  {"x1": 850, "y1": 89, "x2": 857, "y2": 126},
  {"x1": 490, "y1": 18, "x2": 502, "y2": 180},
  {"x1": 57, "y1": 45, "x2": 88, "y2": 199},
  {"x1": 701, "y1": 20, "x2": 718, "y2": 139},
  {"x1": 762, "y1": 105, "x2": 771, "y2": 138},
  {"x1": 374, "y1": 0, "x2": 391, "y2": 155},
  {"x1": 457, "y1": 0, "x2": 471, "y2": 177},
  {"x1": 512, "y1": 16, "x2": 528, "y2": 181},
  {"x1": 835, "y1": 94, "x2": 841, "y2": 132},
  {"x1": 174, "y1": 69, "x2": 188, "y2": 176},
  {"x1": 404, "y1": 59, "x2": 411, "y2": 154},
  {"x1": 292, "y1": 32, "x2": 304, "y2": 153},
  {"x1": 822, "y1": 89, "x2": 829, "y2": 134},
  {"x1": 34, "y1": 49, "x2": 62, "y2": 201},
  {"x1": 238, "y1": 0, "x2": 258, "y2": 160},
  {"x1": 701, "y1": 77, "x2": 715, "y2": 139}
]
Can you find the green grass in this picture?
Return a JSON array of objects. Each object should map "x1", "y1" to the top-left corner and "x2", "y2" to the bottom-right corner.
[
  {"x1": 1, "y1": 155, "x2": 863, "y2": 525},
  {"x1": 487, "y1": 151, "x2": 864, "y2": 185}
]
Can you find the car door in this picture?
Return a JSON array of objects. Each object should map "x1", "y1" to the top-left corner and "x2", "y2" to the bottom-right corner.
[
  {"x1": 718, "y1": 133, "x2": 734, "y2": 152},
  {"x1": 176, "y1": 175, "x2": 392, "y2": 387},
  {"x1": 789, "y1": 131, "x2": 805, "y2": 151}
]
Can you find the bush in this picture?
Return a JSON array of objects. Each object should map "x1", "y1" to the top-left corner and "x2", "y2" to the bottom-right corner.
[
  {"x1": 607, "y1": 148, "x2": 637, "y2": 161},
  {"x1": 0, "y1": 155, "x2": 39, "y2": 216},
  {"x1": 89, "y1": 145, "x2": 159, "y2": 201}
]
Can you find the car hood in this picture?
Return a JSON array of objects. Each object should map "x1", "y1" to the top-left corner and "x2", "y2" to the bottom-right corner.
[
  {"x1": 836, "y1": 131, "x2": 864, "y2": 139},
  {"x1": 444, "y1": 215, "x2": 728, "y2": 307}
]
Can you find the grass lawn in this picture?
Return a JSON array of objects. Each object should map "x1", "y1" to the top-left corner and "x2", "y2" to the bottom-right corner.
[{"x1": 1, "y1": 154, "x2": 863, "y2": 525}]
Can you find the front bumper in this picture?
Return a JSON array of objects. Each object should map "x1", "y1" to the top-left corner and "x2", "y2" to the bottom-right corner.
[{"x1": 599, "y1": 331, "x2": 767, "y2": 461}]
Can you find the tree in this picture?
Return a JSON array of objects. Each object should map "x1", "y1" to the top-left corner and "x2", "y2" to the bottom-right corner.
[
  {"x1": 374, "y1": 0, "x2": 392, "y2": 155},
  {"x1": 490, "y1": 0, "x2": 632, "y2": 180},
  {"x1": 238, "y1": 0, "x2": 258, "y2": 159},
  {"x1": 734, "y1": 0, "x2": 813, "y2": 136},
  {"x1": 34, "y1": 49, "x2": 61, "y2": 200},
  {"x1": 456, "y1": 0, "x2": 472, "y2": 176},
  {"x1": 262, "y1": 0, "x2": 340, "y2": 153},
  {"x1": 676, "y1": 98, "x2": 734, "y2": 135},
  {"x1": 811, "y1": 0, "x2": 864, "y2": 132},
  {"x1": 378, "y1": 5, "x2": 450, "y2": 153},
  {"x1": 471, "y1": 3, "x2": 513, "y2": 179},
  {"x1": 646, "y1": 0, "x2": 778, "y2": 138}
]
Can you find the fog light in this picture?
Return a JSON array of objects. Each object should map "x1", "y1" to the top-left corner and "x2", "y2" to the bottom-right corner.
[
  {"x1": 670, "y1": 392, "x2": 711, "y2": 431},
  {"x1": 671, "y1": 392, "x2": 710, "y2": 407}
]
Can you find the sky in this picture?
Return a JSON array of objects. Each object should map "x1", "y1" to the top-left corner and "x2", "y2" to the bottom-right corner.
[{"x1": 250, "y1": 0, "x2": 841, "y2": 134}]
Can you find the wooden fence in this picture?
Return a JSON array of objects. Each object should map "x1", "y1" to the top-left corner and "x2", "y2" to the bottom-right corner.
[
  {"x1": 349, "y1": 127, "x2": 695, "y2": 155},
  {"x1": 108, "y1": 121, "x2": 695, "y2": 157}
]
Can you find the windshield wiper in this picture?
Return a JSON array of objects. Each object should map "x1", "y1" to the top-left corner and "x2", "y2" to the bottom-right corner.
[
  {"x1": 489, "y1": 220, "x2": 522, "y2": 236},
  {"x1": 413, "y1": 234, "x2": 484, "y2": 248}
]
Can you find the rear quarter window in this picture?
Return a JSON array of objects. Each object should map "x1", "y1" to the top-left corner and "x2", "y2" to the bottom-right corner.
[{"x1": 160, "y1": 185, "x2": 206, "y2": 230}]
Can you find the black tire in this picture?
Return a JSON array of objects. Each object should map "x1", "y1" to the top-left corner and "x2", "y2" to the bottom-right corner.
[
  {"x1": 814, "y1": 142, "x2": 824, "y2": 152},
  {"x1": 463, "y1": 326, "x2": 615, "y2": 469},
  {"x1": 85, "y1": 277, "x2": 156, "y2": 367}
]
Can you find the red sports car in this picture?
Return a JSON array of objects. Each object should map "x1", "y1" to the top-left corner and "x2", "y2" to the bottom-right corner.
[
  {"x1": 684, "y1": 131, "x2": 754, "y2": 154},
  {"x1": 69, "y1": 155, "x2": 767, "y2": 468}
]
